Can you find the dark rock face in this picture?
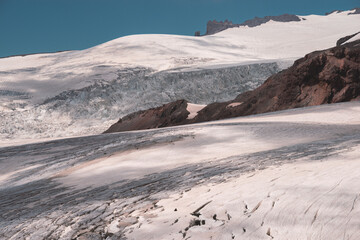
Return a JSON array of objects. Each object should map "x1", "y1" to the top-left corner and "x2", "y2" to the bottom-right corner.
[
  {"x1": 104, "y1": 100, "x2": 190, "y2": 133},
  {"x1": 206, "y1": 20, "x2": 238, "y2": 35},
  {"x1": 326, "y1": 7, "x2": 359, "y2": 16},
  {"x1": 337, "y1": 32, "x2": 360, "y2": 46},
  {"x1": 349, "y1": 8, "x2": 360, "y2": 15},
  {"x1": 104, "y1": 40, "x2": 360, "y2": 134},
  {"x1": 204, "y1": 8, "x2": 358, "y2": 36},
  {"x1": 325, "y1": 10, "x2": 343, "y2": 15},
  {"x1": 240, "y1": 14, "x2": 301, "y2": 28},
  {"x1": 204, "y1": 14, "x2": 301, "y2": 35}
]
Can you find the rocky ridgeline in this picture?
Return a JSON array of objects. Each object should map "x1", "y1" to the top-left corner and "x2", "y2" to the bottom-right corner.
[
  {"x1": 199, "y1": 8, "x2": 360, "y2": 36},
  {"x1": 337, "y1": 32, "x2": 360, "y2": 46},
  {"x1": 326, "y1": 7, "x2": 360, "y2": 15},
  {"x1": 200, "y1": 14, "x2": 301, "y2": 35},
  {"x1": 105, "y1": 38, "x2": 360, "y2": 133}
]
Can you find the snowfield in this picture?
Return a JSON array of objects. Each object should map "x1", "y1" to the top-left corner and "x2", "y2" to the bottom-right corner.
[
  {"x1": 1, "y1": 102, "x2": 360, "y2": 239},
  {"x1": 0, "y1": 10, "x2": 359, "y2": 142}
]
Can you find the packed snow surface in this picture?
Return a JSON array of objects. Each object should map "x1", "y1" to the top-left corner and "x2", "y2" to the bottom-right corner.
[
  {"x1": 1, "y1": 102, "x2": 360, "y2": 239},
  {"x1": 186, "y1": 103, "x2": 206, "y2": 119},
  {"x1": 0, "y1": 10, "x2": 359, "y2": 141}
]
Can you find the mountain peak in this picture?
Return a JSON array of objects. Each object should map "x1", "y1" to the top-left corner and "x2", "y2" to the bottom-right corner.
[
  {"x1": 198, "y1": 8, "x2": 359, "y2": 36},
  {"x1": 201, "y1": 13, "x2": 302, "y2": 36}
]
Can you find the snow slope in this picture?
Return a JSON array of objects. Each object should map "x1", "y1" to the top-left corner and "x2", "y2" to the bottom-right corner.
[
  {"x1": 1, "y1": 102, "x2": 360, "y2": 239},
  {"x1": 0, "y1": 10, "x2": 359, "y2": 141}
]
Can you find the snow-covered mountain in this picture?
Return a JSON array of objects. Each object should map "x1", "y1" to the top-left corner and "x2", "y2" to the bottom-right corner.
[{"x1": 0, "y1": 9, "x2": 359, "y2": 143}]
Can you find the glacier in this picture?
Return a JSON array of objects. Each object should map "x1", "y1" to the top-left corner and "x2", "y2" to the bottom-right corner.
[
  {"x1": 0, "y1": 9, "x2": 359, "y2": 143},
  {"x1": 0, "y1": 62, "x2": 282, "y2": 141}
]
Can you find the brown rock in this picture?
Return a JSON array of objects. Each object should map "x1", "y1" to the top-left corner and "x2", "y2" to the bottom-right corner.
[{"x1": 104, "y1": 100, "x2": 190, "y2": 133}]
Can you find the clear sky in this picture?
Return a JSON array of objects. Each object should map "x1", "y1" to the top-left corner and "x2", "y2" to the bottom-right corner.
[{"x1": 0, "y1": 0, "x2": 358, "y2": 57}]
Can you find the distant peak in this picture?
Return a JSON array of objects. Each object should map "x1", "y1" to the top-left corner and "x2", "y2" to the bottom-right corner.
[
  {"x1": 201, "y1": 13, "x2": 301, "y2": 36},
  {"x1": 349, "y1": 7, "x2": 360, "y2": 15},
  {"x1": 196, "y1": 9, "x2": 358, "y2": 36},
  {"x1": 325, "y1": 7, "x2": 360, "y2": 15},
  {"x1": 325, "y1": 10, "x2": 343, "y2": 15}
]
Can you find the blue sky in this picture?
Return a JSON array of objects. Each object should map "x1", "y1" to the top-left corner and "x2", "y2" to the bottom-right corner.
[{"x1": 0, "y1": 0, "x2": 358, "y2": 57}]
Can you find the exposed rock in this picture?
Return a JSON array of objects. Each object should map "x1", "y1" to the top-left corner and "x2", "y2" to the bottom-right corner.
[
  {"x1": 206, "y1": 19, "x2": 238, "y2": 35},
  {"x1": 194, "y1": 31, "x2": 201, "y2": 36},
  {"x1": 349, "y1": 8, "x2": 360, "y2": 15},
  {"x1": 240, "y1": 14, "x2": 301, "y2": 28},
  {"x1": 336, "y1": 32, "x2": 360, "y2": 46},
  {"x1": 104, "y1": 40, "x2": 360, "y2": 133},
  {"x1": 325, "y1": 10, "x2": 343, "y2": 15},
  {"x1": 327, "y1": 7, "x2": 360, "y2": 16},
  {"x1": 104, "y1": 100, "x2": 190, "y2": 133},
  {"x1": 205, "y1": 14, "x2": 301, "y2": 35}
]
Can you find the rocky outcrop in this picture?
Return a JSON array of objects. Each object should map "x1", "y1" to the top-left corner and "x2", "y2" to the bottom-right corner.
[
  {"x1": 326, "y1": 7, "x2": 360, "y2": 16},
  {"x1": 203, "y1": 14, "x2": 301, "y2": 35},
  {"x1": 240, "y1": 14, "x2": 301, "y2": 28},
  {"x1": 105, "y1": 39, "x2": 360, "y2": 134},
  {"x1": 104, "y1": 100, "x2": 190, "y2": 133},
  {"x1": 205, "y1": 20, "x2": 239, "y2": 35},
  {"x1": 336, "y1": 32, "x2": 360, "y2": 46},
  {"x1": 325, "y1": 10, "x2": 344, "y2": 15},
  {"x1": 349, "y1": 8, "x2": 360, "y2": 15}
]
